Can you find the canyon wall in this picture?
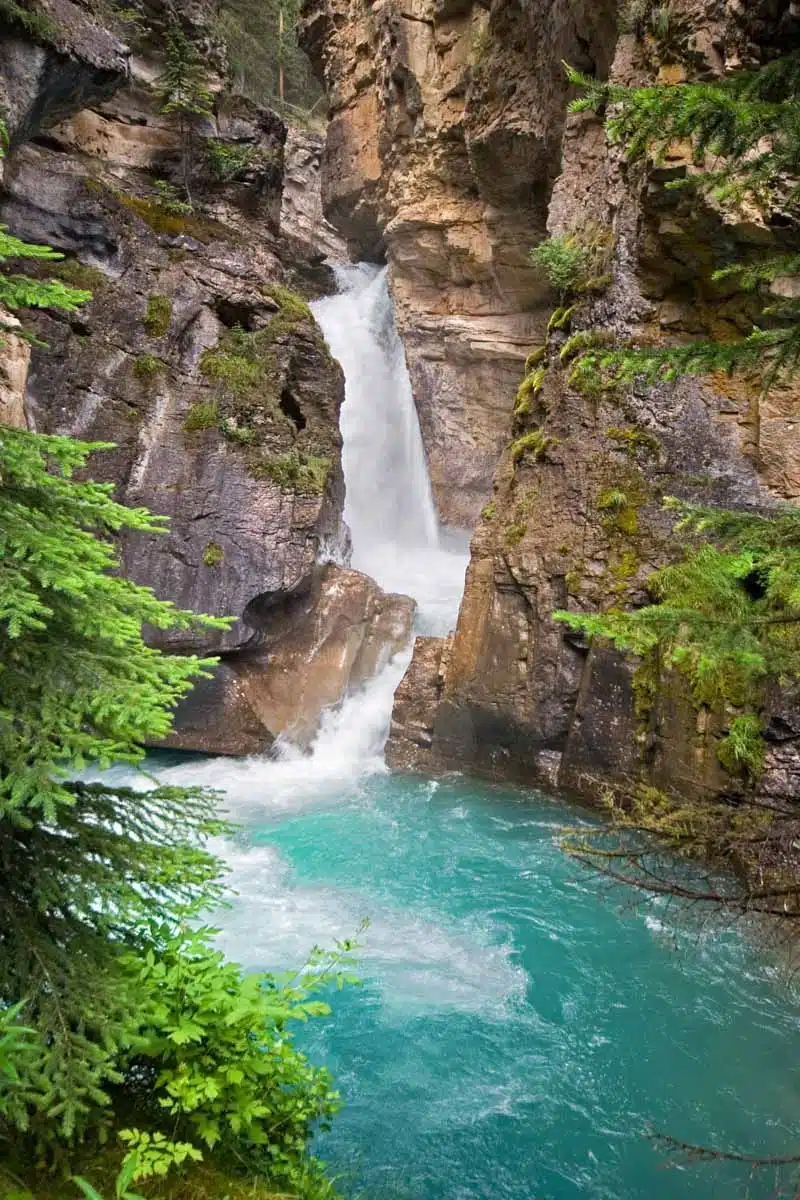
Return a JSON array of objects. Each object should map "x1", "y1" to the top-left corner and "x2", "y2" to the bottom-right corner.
[
  {"x1": 1, "y1": 0, "x2": 412, "y2": 754},
  {"x1": 302, "y1": 0, "x2": 617, "y2": 527},
  {"x1": 305, "y1": 0, "x2": 800, "y2": 803}
]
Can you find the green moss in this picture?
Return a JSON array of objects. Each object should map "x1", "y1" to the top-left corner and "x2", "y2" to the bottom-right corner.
[
  {"x1": 133, "y1": 353, "x2": 165, "y2": 383},
  {"x1": 547, "y1": 305, "x2": 574, "y2": 333},
  {"x1": 144, "y1": 294, "x2": 172, "y2": 338},
  {"x1": 183, "y1": 400, "x2": 219, "y2": 432},
  {"x1": 114, "y1": 191, "x2": 226, "y2": 242},
  {"x1": 481, "y1": 500, "x2": 497, "y2": 521},
  {"x1": 261, "y1": 284, "x2": 314, "y2": 339},
  {"x1": 565, "y1": 567, "x2": 583, "y2": 595},
  {"x1": 609, "y1": 547, "x2": 640, "y2": 595},
  {"x1": 605, "y1": 425, "x2": 662, "y2": 461},
  {"x1": 203, "y1": 541, "x2": 225, "y2": 567},
  {"x1": 511, "y1": 428, "x2": 560, "y2": 466},
  {"x1": 0, "y1": 0, "x2": 58, "y2": 40},
  {"x1": 560, "y1": 329, "x2": 615, "y2": 364},
  {"x1": 252, "y1": 451, "x2": 331, "y2": 494},
  {"x1": 505, "y1": 521, "x2": 527, "y2": 547},
  {"x1": 48, "y1": 259, "x2": 108, "y2": 294},
  {"x1": 632, "y1": 651, "x2": 658, "y2": 726},
  {"x1": 514, "y1": 365, "x2": 547, "y2": 418},
  {"x1": 524, "y1": 345, "x2": 547, "y2": 372},
  {"x1": 716, "y1": 713, "x2": 765, "y2": 779},
  {"x1": 200, "y1": 325, "x2": 280, "y2": 421}
]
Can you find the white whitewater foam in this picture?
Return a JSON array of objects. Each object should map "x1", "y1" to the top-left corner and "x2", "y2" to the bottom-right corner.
[
  {"x1": 312, "y1": 264, "x2": 469, "y2": 638},
  {"x1": 213, "y1": 839, "x2": 526, "y2": 1016}
]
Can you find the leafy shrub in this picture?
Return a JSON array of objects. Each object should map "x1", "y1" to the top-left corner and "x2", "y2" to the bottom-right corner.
[
  {"x1": 144, "y1": 295, "x2": 172, "y2": 338},
  {"x1": 125, "y1": 925, "x2": 356, "y2": 1185},
  {"x1": 153, "y1": 180, "x2": 194, "y2": 216},
  {"x1": 204, "y1": 140, "x2": 274, "y2": 182}
]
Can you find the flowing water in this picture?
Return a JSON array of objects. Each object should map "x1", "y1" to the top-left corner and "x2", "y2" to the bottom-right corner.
[{"x1": 150, "y1": 266, "x2": 800, "y2": 1199}]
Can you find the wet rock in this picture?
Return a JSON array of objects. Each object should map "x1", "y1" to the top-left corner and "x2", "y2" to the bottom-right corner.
[{"x1": 167, "y1": 565, "x2": 416, "y2": 754}]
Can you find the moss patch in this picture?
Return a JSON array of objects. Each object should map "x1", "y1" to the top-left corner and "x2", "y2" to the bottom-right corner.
[
  {"x1": 251, "y1": 450, "x2": 331, "y2": 494},
  {"x1": 203, "y1": 541, "x2": 225, "y2": 567},
  {"x1": 144, "y1": 295, "x2": 172, "y2": 338},
  {"x1": 114, "y1": 191, "x2": 227, "y2": 243},
  {"x1": 183, "y1": 401, "x2": 219, "y2": 432},
  {"x1": 511, "y1": 428, "x2": 560, "y2": 466},
  {"x1": 605, "y1": 425, "x2": 662, "y2": 462},
  {"x1": 133, "y1": 353, "x2": 165, "y2": 383}
]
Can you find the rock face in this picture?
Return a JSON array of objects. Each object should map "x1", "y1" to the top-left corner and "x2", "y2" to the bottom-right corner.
[
  {"x1": 302, "y1": 0, "x2": 617, "y2": 526},
  {"x1": 0, "y1": 0, "x2": 413, "y2": 754},
  {"x1": 380, "y1": 1, "x2": 800, "y2": 803},
  {"x1": 168, "y1": 565, "x2": 415, "y2": 754}
]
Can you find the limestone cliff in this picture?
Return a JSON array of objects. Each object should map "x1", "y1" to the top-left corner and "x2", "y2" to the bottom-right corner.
[
  {"x1": 1, "y1": 0, "x2": 412, "y2": 754},
  {"x1": 302, "y1": 0, "x2": 618, "y2": 527},
  {"x1": 302, "y1": 0, "x2": 800, "y2": 801}
]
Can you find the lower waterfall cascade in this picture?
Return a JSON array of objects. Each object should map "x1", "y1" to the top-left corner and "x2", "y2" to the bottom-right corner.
[{"x1": 144, "y1": 268, "x2": 800, "y2": 1200}]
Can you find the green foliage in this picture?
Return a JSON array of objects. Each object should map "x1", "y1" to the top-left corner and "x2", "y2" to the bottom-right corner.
[
  {"x1": 216, "y1": 0, "x2": 324, "y2": 115},
  {"x1": 158, "y1": 27, "x2": 213, "y2": 121},
  {"x1": 152, "y1": 180, "x2": 194, "y2": 216},
  {"x1": 564, "y1": 56, "x2": 800, "y2": 389},
  {"x1": 555, "y1": 499, "x2": 800, "y2": 774},
  {"x1": 717, "y1": 713, "x2": 766, "y2": 778},
  {"x1": 481, "y1": 500, "x2": 496, "y2": 521},
  {"x1": 0, "y1": 226, "x2": 92, "y2": 314},
  {"x1": 119, "y1": 1130, "x2": 203, "y2": 1181},
  {"x1": 132, "y1": 353, "x2": 165, "y2": 383},
  {"x1": 204, "y1": 140, "x2": 275, "y2": 183},
  {"x1": 621, "y1": 0, "x2": 695, "y2": 65},
  {"x1": 125, "y1": 925, "x2": 356, "y2": 1182},
  {"x1": 0, "y1": 0, "x2": 59, "y2": 40},
  {"x1": 531, "y1": 224, "x2": 613, "y2": 301},
  {"x1": 202, "y1": 541, "x2": 224, "y2": 567},
  {"x1": 511, "y1": 428, "x2": 561, "y2": 466},
  {"x1": 0, "y1": 426, "x2": 234, "y2": 1153},
  {"x1": 183, "y1": 401, "x2": 220, "y2": 432},
  {"x1": 143, "y1": 295, "x2": 172, "y2": 338},
  {"x1": 73, "y1": 1156, "x2": 146, "y2": 1200},
  {"x1": 256, "y1": 450, "x2": 331, "y2": 494}
]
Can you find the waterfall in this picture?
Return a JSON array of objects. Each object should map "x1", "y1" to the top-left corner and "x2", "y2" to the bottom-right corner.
[
  {"x1": 149, "y1": 263, "x2": 467, "y2": 800},
  {"x1": 312, "y1": 264, "x2": 469, "y2": 639}
]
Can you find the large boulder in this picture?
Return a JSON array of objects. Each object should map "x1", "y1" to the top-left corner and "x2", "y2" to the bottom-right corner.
[{"x1": 166, "y1": 565, "x2": 416, "y2": 754}]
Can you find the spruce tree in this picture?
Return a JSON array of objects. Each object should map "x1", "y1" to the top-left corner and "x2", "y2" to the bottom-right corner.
[
  {"x1": 158, "y1": 26, "x2": 213, "y2": 200},
  {"x1": 554, "y1": 54, "x2": 800, "y2": 779}
]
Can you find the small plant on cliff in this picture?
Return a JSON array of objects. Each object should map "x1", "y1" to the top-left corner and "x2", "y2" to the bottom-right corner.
[
  {"x1": 202, "y1": 540, "x2": 225, "y2": 566},
  {"x1": 530, "y1": 223, "x2": 613, "y2": 302},
  {"x1": 511, "y1": 428, "x2": 560, "y2": 466},
  {"x1": 144, "y1": 294, "x2": 172, "y2": 338},
  {"x1": 183, "y1": 400, "x2": 219, "y2": 432},
  {"x1": 158, "y1": 26, "x2": 213, "y2": 201}
]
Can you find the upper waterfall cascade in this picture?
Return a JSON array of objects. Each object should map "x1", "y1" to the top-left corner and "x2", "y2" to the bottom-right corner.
[{"x1": 312, "y1": 264, "x2": 469, "y2": 640}]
